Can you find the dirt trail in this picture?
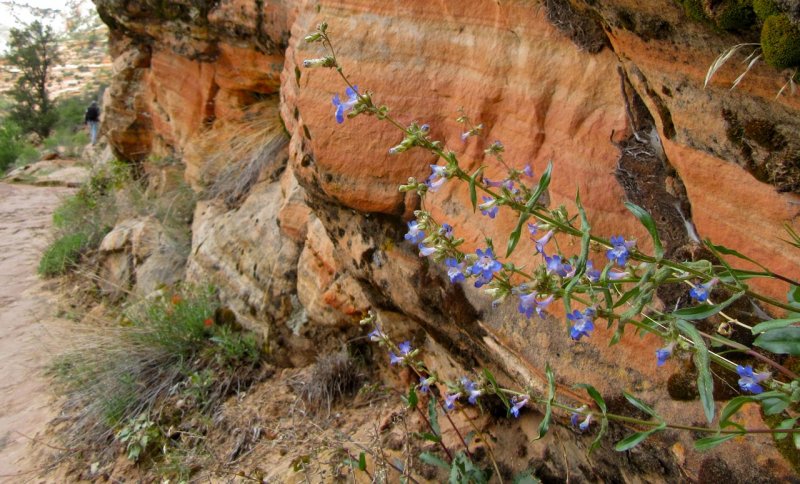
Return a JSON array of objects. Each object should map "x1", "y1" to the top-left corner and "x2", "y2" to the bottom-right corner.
[{"x1": 0, "y1": 182, "x2": 74, "y2": 482}]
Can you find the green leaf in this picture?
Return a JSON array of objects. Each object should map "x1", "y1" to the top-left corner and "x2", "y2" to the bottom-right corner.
[
  {"x1": 705, "y1": 240, "x2": 768, "y2": 272},
  {"x1": 483, "y1": 368, "x2": 509, "y2": 409},
  {"x1": 755, "y1": 327, "x2": 800, "y2": 355},
  {"x1": 564, "y1": 190, "x2": 591, "y2": 303},
  {"x1": 419, "y1": 451, "x2": 450, "y2": 470},
  {"x1": 527, "y1": 161, "x2": 552, "y2": 211},
  {"x1": 751, "y1": 317, "x2": 800, "y2": 335},
  {"x1": 694, "y1": 433, "x2": 738, "y2": 451},
  {"x1": 622, "y1": 391, "x2": 656, "y2": 417},
  {"x1": 468, "y1": 167, "x2": 484, "y2": 212},
  {"x1": 719, "y1": 396, "x2": 755, "y2": 427},
  {"x1": 624, "y1": 202, "x2": 663, "y2": 259},
  {"x1": 506, "y1": 211, "x2": 530, "y2": 258},
  {"x1": 575, "y1": 384, "x2": 607, "y2": 414},
  {"x1": 535, "y1": 364, "x2": 556, "y2": 441},
  {"x1": 613, "y1": 286, "x2": 640, "y2": 309},
  {"x1": 760, "y1": 395, "x2": 790, "y2": 416},
  {"x1": 590, "y1": 417, "x2": 608, "y2": 453},
  {"x1": 429, "y1": 397, "x2": 441, "y2": 436},
  {"x1": 676, "y1": 320, "x2": 715, "y2": 423},
  {"x1": 358, "y1": 452, "x2": 367, "y2": 471},
  {"x1": 775, "y1": 418, "x2": 797, "y2": 440},
  {"x1": 512, "y1": 471, "x2": 542, "y2": 484},
  {"x1": 614, "y1": 423, "x2": 666, "y2": 452},
  {"x1": 672, "y1": 291, "x2": 744, "y2": 320},
  {"x1": 404, "y1": 386, "x2": 418, "y2": 409},
  {"x1": 417, "y1": 432, "x2": 442, "y2": 443}
]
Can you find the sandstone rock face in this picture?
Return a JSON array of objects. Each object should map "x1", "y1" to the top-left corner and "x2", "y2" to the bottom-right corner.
[{"x1": 94, "y1": 0, "x2": 800, "y2": 479}]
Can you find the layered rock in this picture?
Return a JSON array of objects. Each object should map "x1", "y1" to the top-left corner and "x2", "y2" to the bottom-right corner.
[{"x1": 93, "y1": 0, "x2": 800, "y2": 479}]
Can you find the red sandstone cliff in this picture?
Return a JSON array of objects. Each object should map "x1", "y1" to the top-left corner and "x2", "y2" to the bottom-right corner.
[{"x1": 92, "y1": 0, "x2": 800, "y2": 480}]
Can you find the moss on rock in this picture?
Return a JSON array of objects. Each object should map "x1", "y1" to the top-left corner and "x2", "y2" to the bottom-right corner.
[
  {"x1": 713, "y1": 0, "x2": 756, "y2": 30},
  {"x1": 761, "y1": 14, "x2": 800, "y2": 68},
  {"x1": 678, "y1": 0, "x2": 709, "y2": 22}
]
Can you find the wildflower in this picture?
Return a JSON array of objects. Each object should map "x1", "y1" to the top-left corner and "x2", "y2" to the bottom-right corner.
[
  {"x1": 510, "y1": 395, "x2": 528, "y2": 418},
  {"x1": 404, "y1": 220, "x2": 425, "y2": 244},
  {"x1": 656, "y1": 343, "x2": 675, "y2": 367},
  {"x1": 570, "y1": 405, "x2": 589, "y2": 430},
  {"x1": 398, "y1": 340, "x2": 413, "y2": 355},
  {"x1": 608, "y1": 269, "x2": 630, "y2": 281},
  {"x1": 606, "y1": 236, "x2": 635, "y2": 266},
  {"x1": 474, "y1": 273, "x2": 493, "y2": 288},
  {"x1": 485, "y1": 140, "x2": 504, "y2": 155},
  {"x1": 389, "y1": 341, "x2": 413, "y2": 365},
  {"x1": 527, "y1": 222, "x2": 538, "y2": 237},
  {"x1": 545, "y1": 254, "x2": 572, "y2": 277},
  {"x1": 420, "y1": 124, "x2": 430, "y2": 133},
  {"x1": 585, "y1": 261, "x2": 601, "y2": 283},
  {"x1": 578, "y1": 414, "x2": 592, "y2": 431},
  {"x1": 479, "y1": 196, "x2": 499, "y2": 218},
  {"x1": 419, "y1": 376, "x2": 435, "y2": 394},
  {"x1": 690, "y1": 278, "x2": 719, "y2": 303},
  {"x1": 203, "y1": 318, "x2": 214, "y2": 328},
  {"x1": 419, "y1": 243, "x2": 436, "y2": 257},
  {"x1": 518, "y1": 291, "x2": 538, "y2": 319},
  {"x1": 368, "y1": 327, "x2": 386, "y2": 342},
  {"x1": 389, "y1": 351, "x2": 403, "y2": 365},
  {"x1": 470, "y1": 248, "x2": 503, "y2": 281},
  {"x1": 444, "y1": 392, "x2": 461, "y2": 411},
  {"x1": 439, "y1": 223, "x2": 454, "y2": 239},
  {"x1": 535, "y1": 295, "x2": 554, "y2": 318},
  {"x1": 426, "y1": 165, "x2": 448, "y2": 192},
  {"x1": 461, "y1": 377, "x2": 482, "y2": 405},
  {"x1": 332, "y1": 86, "x2": 359, "y2": 124},
  {"x1": 445, "y1": 258, "x2": 466, "y2": 283},
  {"x1": 736, "y1": 365, "x2": 770, "y2": 394},
  {"x1": 302, "y1": 56, "x2": 336, "y2": 68},
  {"x1": 482, "y1": 177, "x2": 505, "y2": 188},
  {"x1": 568, "y1": 308, "x2": 596, "y2": 341},
  {"x1": 502, "y1": 179, "x2": 515, "y2": 191},
  {"x1": 535, "y1": 230, "x2": 554, "y2": 254},
  {"x1": 522, "y1": 165, "x2": 534, "y2": 177}
]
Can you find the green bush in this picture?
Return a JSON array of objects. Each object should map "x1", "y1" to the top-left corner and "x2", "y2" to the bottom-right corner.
[
  {"x1": 761, "y1": 14, "x2": 800, "y2": 69},
  {"x1": 0, "y1": 120, "x2": 24, "y2": 173},
  {"x1": 713, "y1": 0, "x2": 755, "y2": 31},
  {"x1": 753, "y1": 0, "x2": 781, "y2": 21},
  {"x1": 38, "y1": 232, "x2": 90, "y2": 276},
  {"x1": 678, "y1": 0, "x2": 708, "y2": 22}
]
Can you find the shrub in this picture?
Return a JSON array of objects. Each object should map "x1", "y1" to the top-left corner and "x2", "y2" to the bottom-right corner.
[
  {"x1": 678, "y1": 0, "x2": 708, "y2": 22},
  {"x1": 0, "y1": 119, "x2": 24, "y2": 173},
  {"x1": 713, "y1": 0, "x2": 756, "y2": 31},
  {"x1": 761, "y1": 14, "x2": 800, "y2": 68},
  {"x1": 38, "y1": 232, "x2": 90, "y2": 276},
  {"x1": 50, "y1": 286, "x2": 264, "y2": 466},
  {"x1": 753, "y1": 0, "x2": 781, "y2": 21}
]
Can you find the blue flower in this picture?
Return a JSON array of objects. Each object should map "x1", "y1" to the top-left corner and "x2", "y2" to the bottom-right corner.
[
  {"x1": 579, "y1": 414, "x2": 592, "y2": 431},
  {"x1": 368, "y1": 327, "x2": 386, "y2": 342},
  {"x1": 473, "y1": 273, "x2": 493, "y2": 288},
  {"x1": 656, "y1": 343, "x2": 674, "y2": 367},
  {"x1": 570, "y1": 405, "x2": 589, "y2": 430},
  {"x1": 479, "y1": 196, "x2": 499, "y2": 218},
  {"x1": 527, "y1": 222, "x2": 539, "y2": 237},
  {"x1": 439, "y1": 224, "x2": 454, "y2": 239},
  {"x1": 510, "y1": 396, "x2": 528, "y2": 418},
  {"x1": 470, "y1": 248, "x2": 503, "y2": 281},
  {"x1": 545, "y1": 254, "x2": 572, "y2": 277},
  {"x1": 444, "y1": 392, "x2": 461, "y2": 411},
  {"x1": 585, "y1": 261, "x2": 601, "y2": 283},
  {"x1": 608, "y1": 269, "x2": 630, "y2": 281},
  {"x1": 518, "y1": 291, "x2": 538, "y2": 318},
  {"x1": 389, "y1": 351, "x2": 403, "y2": 365},
  {"x1": 690, "y1": 278, "x2": 719, "y2": 303},
  {"x1": 535, "y1": 230, "x2": 554, "y2": 254},
  {"x1": 398, "y1": 340, "x2": 413, "y2": 355},
  {"x1": 535, "y1": 295, "x2": 554, "y2": 318},
  {"x1": 426, "y1": 165, "x2": 448, "y2": 192},
  {"x1": 419, "y1": 243, "x2": 436, "y2": 257},
  {"x1": 445, "y1": 258, "x2": 465, "y2": 283},
  {"x1": 332, "y1": 86, "x2": 359, "y2": 123},
  {"x1": 482, "y1": 177, "x2": 504, "y2": 188},
  {"x1": 461, "y1": 377, "x2": 481, "y2": 405},
  {"x1": 404, "y1": 220, "x2": 425, "y2": 244},
  {"x1": 568, "y1": 308, "x2": 596, "y2": 341},
  {"x1": 523, "y1": 165, "x2": 534, "y2": 177},
  {"x1": 419, "y1": 376, "x2": 435, "y2": 394},
  {"x1": 736, "y1": 365, "x2": 770, "y2": 394},
  {"x1": 606, "y1": 236, "x2": 635, "y2": 266}
]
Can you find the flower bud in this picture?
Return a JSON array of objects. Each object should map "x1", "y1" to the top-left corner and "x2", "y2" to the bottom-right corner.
[
  {"x1": 302, "y1": 56, "x2": 337, "y2": 68},
  {"x1": 304, "y1": 32, "x2": 322, "y2": 43}
]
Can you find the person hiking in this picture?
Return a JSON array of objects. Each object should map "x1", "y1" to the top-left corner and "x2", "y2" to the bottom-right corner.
[{"x1": 84, "y1": 100, "x2": 100, "y2": 145}]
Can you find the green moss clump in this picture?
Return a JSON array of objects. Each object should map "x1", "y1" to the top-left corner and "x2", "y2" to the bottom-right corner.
[
  {"x1": 761, "y1": 14, "x2": 800, "y2": 69},
  {"x1": 678, "y1": 0, "x2": 708, "y2": 22},
  {"x1": 714, "y1": 0, "x2": 756, "y2": 31},
  {"x1": 753, "y1": 0, "x2": 781, "y2": 21}
]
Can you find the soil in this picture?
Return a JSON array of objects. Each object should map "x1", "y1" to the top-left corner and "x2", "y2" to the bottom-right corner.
[{"x1": 0, "y1": 182, "x2": 74, "y2": 482}]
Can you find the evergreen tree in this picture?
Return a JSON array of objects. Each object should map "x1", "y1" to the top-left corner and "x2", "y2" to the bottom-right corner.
[{"x1": 5, "y1": 21, "x2": 61, "y2": 139}]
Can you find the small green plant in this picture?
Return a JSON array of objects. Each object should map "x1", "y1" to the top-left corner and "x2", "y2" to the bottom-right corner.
[
  {"x1": 38, "y1": 232, "x2": 90, "y2": 276},
  {"x1": 116, "y1": 414, "x2": 164, "y2": 462},
  {"x1": 761, "y1": 14, "x2": 800, "y2": 69},
  {"x1": 0, "y1": 119, "x2": 24, "y2": 173},
  {"x1": 753, "y1": 0, "x2": 781, "y2": 21}
]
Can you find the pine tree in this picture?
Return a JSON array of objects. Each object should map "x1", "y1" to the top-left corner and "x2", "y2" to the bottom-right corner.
[{"x1": 5, "y1": 21, "x2": 61, "y2": 139}]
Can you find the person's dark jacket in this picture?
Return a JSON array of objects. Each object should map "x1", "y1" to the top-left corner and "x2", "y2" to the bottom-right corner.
[{"x1": 84, "y1": 104, "x2": 100, "y2": 123}]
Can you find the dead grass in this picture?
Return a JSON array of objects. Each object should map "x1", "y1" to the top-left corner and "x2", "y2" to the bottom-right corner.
[
  {"x1": 193, "y1": 100, "x2": 289, "y2": 208},
  {"x1": 544, "y1": 0, "x2": 609, "y2": 54},
  {"x1": 294, "y1": 352, "x2": 365, "y2": 416}
]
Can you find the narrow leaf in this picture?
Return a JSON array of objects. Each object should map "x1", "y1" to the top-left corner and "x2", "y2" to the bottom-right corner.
[
  {"x1": 719, "y1": 396, "x2": 755, "y2": 427},
  {"x1": 614, "y1": 423, "x2": 665, "y2": 452},
  {"x1": 358, "y1": 452, "x2": 367, "y2": 471},
  {"x1": 575, "y1": 384, "x2": 607, "y2": 414},
  {"x1": 754, "y1": 327, "x2": 800, "y2": 355},
  {"x1": 677, "y1": 320, "x2": 715, "y2": 423},
  {"x1": 468, "y1": 167, "x2": 484, "y2": 212},
  {"x1": 429, "y1": 397, "x2": 441, "y2": 436},
  {"x1": 705, "y1": 240, "x2": 768, "y2": 272},
  {"x1": 694, "y1": 433, "x2": 738, "y2": 451},
  {"x1": 483, "y1": 368, "x2": 509, "y2": 408},
  {"x1": 589, "y1": 417, "x2": 608, "y2": 453},
  {"x1": 672, "y1": 291, "x2": 744, "y2": 320},
  {"x1": 419, "y1": 451, "x2": 450, "y2": 470},
  {"x1": 622, "y1": 391, "x2": 656, "y2": 417},
  {"x1": 624, "y1": 202, "x2": 663, "y2": 259},
  {"x1": 775, "y1": 418, "x2": 797, "y2": 440},
  {"x1": 535, "y1": 364, "x2": 556, "y2": 441},
  {"x1": 506, "y1": 211, "x2": 530, "y2": 257},
  {"x1": 405, "y1": 386, "x2": 418, "y2": 409},
  {"x1": 751, "y1": 317, "x2": 800, "y2": 335}
]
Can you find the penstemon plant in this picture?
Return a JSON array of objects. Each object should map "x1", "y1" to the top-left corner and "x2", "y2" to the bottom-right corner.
[{"x1": 303, "y1": 21, "x2": 800, "y2": 479}]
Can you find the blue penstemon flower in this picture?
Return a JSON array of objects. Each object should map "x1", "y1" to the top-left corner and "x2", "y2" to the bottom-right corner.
[
  {"x1": 534, "y1": 230, "x2": 554, "y2": 254},
  {"x1": 418, "y1": 243, "x2": 436, "y2": 257},
  {"x1": 517, "y1": 290, "x2": 538, "y2": 318},
  {"x1": 606, "y1": 235, "x2": 635, "y2": 266},
  {"x1": 419, "y1": 376, "x2": 435, "y2": 394},
  {"x1": 461, "y1": 377, "x2": 482, "y2": 405},
  {"x1": 510, "y1": 395, "x2": 528, "y2": 418},
  {"x1": 736, "y1": 365, "x2": 770, "y2": 394},
  {"x1": 570, "y1": 405, "x2": 591, "y2": 431},
  {"x1": 389, "y1": 340, "x2": 414, "y2": 365},
  {"x1": 689, "y1": 278, "x2": 719, "y2": 303},
  {"x1": 445, "y1": 257, "x2": 466, "y2": 283},
  {"x1": 426, "y1": 165, "x2": 448, "y2": 192},
  {"x1": 568, "y1": 308, "x2": 596, "y2": 341},
  {"x1": 585, "y1": 260, "x2": 601, "y2": 283},
  {"x1": 545, "y1": 254, "x2": 573, "y2": 277},
  {"x1": 470, "y1": 248, "x2": 503, "y2": 282},
  {"x1": 405, "y1": 220, "x2": 425, "y2": 244},
  {"x1": 656, "y1": 343, "x2": 675, "y2": 367},
  {"x1": 444, "y1": 392, "x2": 461, "y2": 411},
  {"x1": 332, "y1": 85, "x2": 359, "y2": 123},
  {"x1": 479, "y1": 196, "x2": 499, "y2": 218}
]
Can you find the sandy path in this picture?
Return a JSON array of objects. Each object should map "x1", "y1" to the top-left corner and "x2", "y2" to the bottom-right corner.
[{"x1": 0, "y1": 182, "x2": 74, "y2": 482}]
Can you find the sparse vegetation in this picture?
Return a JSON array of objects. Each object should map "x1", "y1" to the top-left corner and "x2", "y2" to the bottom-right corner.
[{"x1": 761, "y1": 14, "x2": 800, "y2": 69}]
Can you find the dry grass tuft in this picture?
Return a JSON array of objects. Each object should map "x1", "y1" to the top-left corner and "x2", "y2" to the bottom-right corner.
[
  {"x1": 295, "y1": 352, "x2": 364, "y2": 415},
  {"x1": 544, "y1": 0, "x2": 609, "y2": 54},
  {"x1": 193, "y1": 101, "x2": 289, "y2": 208}
]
